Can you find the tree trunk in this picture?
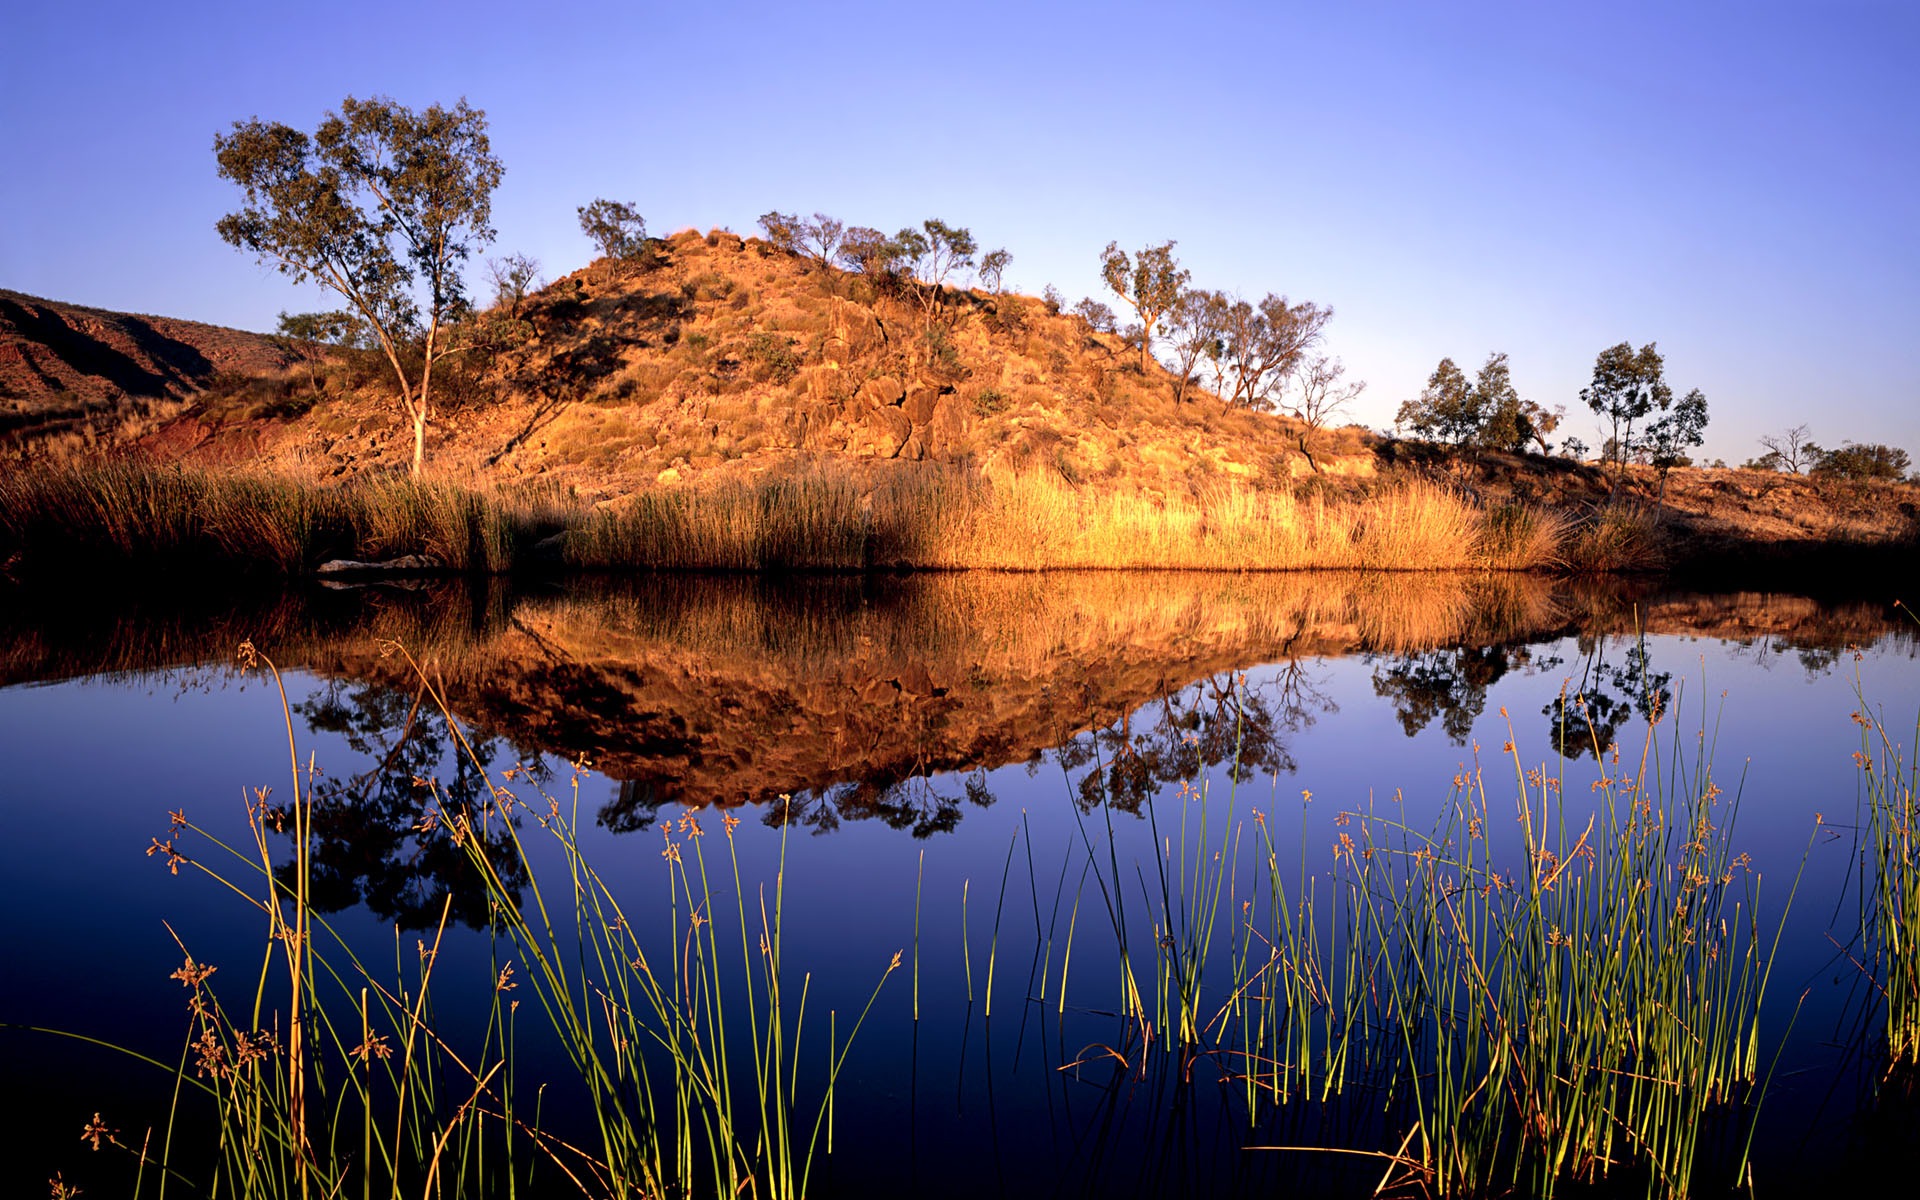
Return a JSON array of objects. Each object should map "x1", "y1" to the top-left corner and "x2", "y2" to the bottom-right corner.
[
  {"x1": 411, "y1": 410, "x2": 426, "y2": 476},
  {"x1": 1296, "y1": 431, "x2": 1322, "y2": 473}
]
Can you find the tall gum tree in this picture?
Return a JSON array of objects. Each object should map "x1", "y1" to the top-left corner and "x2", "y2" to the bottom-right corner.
[
  {"x1": 1100, "y1": 240, "x2": 1188, "y2": 372},
  {"x1": 1580, "y1": 341, "x2": 1671, "y2": 491},
  {"x1": 215, "y1": 96, "x2": 503, "y2": 475}
]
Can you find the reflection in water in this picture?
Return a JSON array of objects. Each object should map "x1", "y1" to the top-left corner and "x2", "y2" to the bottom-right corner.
[
  {"x1": 0, "y1": 573, "x2": 1909, "y2": 854},
  {"x1": 1370, "y1": 644, "x2": 1550, "y2": 744},
  {"x1": 288, "y1": 678, "x2": 540, "y2": 928},
  {"x1": 1541, "y1": 635, "x2": 1674, "y2": 759},
  {"x1": 1058, "y1": 665, "x2": 1333, "y2": 814}
]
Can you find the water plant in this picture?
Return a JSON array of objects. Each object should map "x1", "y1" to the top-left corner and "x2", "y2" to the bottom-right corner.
[
  {"x1": 1852, "y1": 677, "x2": 1920, "y2": 1067},
  {"x1": 1046, "y1": 674, "x2": 1802, "y2": 1198},
  {"x1": 44, "y1": 641, "x2": 894, "y2": 1198}
]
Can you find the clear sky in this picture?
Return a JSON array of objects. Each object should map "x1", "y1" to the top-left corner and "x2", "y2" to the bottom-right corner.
[{"x1": 2, "y1": 0, "x2": 1914, "y2": 462}]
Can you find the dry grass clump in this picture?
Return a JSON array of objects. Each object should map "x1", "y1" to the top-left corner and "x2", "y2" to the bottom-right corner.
[
  {"x1": 1560, "y1": 506, "x2": 1667, "y2": 574},
  {"x1": 4, "y1": 459, "x2": 1570, "y2": 580},
  {"x1": 0, "y1": 462, "x2": 570, "y2": 580},
  {"x1": 566, "y1": 466, "x2": 1569, "y2": 572}
]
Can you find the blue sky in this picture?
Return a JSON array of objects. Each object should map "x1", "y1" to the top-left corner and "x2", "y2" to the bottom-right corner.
[{"x1": 2, "y1": 0, "x2": 1914, "y2": 461}]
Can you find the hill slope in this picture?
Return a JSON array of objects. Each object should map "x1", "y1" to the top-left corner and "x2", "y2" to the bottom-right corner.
[
  {"x1": 4, "y1": 230, "x2": 1914, "y2": 577},
  {"x1": 0, "y1": 289, "x2": 296, "y2": 446},
  {"x1": 113, "y1": 227, "x2": 1372, "y2": 496}
]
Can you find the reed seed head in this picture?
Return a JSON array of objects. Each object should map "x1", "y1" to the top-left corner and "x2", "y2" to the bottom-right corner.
[
  {"x1": 169, "y1": 956, "x2": 215, "y2": 988},
  {"x1": 79, "y1": 1113, "x2": 113, "y2": 1151}
]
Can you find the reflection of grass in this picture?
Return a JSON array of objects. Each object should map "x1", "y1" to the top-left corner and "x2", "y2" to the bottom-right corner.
[{"x1": 41, "y1": 642, "x2": 892, "y2": 1197}]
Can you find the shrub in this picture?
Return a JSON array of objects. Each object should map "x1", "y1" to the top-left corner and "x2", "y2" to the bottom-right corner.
[
  {"x1": 1813, "y1": 441, "x2": 1911, "y2": 482},
  {"x1": 743, "y1": 333, "x2": 801, "y2": 384}
]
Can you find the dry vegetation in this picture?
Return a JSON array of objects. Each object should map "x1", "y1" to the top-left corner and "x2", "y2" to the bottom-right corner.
[
  {"x1": 4, "y1": 230, "x2": 1915, "y2": 578},
  {"x1": 0, "y1": 459, "x2": 1563, "y2": 581}
]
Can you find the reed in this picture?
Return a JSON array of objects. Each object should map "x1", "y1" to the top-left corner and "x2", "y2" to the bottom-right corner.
[
  {"x1": 1052, "y1": 678, "x2": 1799, "y2": 1197},
  {"x1": 47, "y1": 641, "x2": 892, "y2": 1198},
  {"x1": 1853, "y1": 688, "x2": 1920, "y2": 1066}
]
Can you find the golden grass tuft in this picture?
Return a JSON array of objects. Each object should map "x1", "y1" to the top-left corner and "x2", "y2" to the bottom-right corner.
[
  {"x1": 3, "y1": 459, "x2": 1572, "y2": 581},
  {"x1": 0, "y1": 462, "x2": 570, "y2": 580}
]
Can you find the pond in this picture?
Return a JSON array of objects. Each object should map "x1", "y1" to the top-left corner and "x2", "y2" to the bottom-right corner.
[{"x1": 2, "y1": 571, "x2": 1917, "y2": 1197}]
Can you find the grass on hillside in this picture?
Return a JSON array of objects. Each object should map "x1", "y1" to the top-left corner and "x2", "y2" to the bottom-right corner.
[{"x1": 0, "y1": 460, "x2": 1572, "y2": 579}]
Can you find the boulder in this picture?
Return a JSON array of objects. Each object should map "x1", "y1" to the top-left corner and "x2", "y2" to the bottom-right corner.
[
  {"x1": 862, "y1": 405, "x2": 912, "y2": 457},
  {"x1": 902, "y1": 383, "x2": 939, "y2": 425},
  {"x1": 857, "y1": 375, "x2": 905, "y2": 408},
  {"x1": 926, "y1": 395, "x2": 971, "y2": 459}
]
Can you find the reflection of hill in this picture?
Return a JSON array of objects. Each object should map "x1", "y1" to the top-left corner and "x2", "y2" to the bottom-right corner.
[
  {"x1": 1, "y1": 574, "x2": 1909, "y2": 832},
  {"x1": 333, "y1": 572, "x2": 1570, "y2": 825}
]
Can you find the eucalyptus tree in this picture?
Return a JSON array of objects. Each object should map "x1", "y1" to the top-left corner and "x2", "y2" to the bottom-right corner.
[
  {"x1": 215, "y1": 95, "x2": 503, "y2": 474},
  {"x1": 1580, "y1": 341, "x2": 1672, "y2": 486},
  {"x1": 798, "y1": 214, "x2": 847, "y2": 272},
  {"x1": 577, "y1": 198, "x2": 648, "y2": 261},
  {"x1": 1100, "y1": 240, "x2": 1188, "y2": 372},
  {"x1": 1284, "y1": 354, "x2": 1366, "y2": 469},
  {"x1": 1216, "y1": 294, "x2": 1331, "y2": 410},
  {"x1": 835, "y1": 226, "x2": 895, "y2": 276},
  {"x1": 485, "y1": 253, "x2": 540, "y2": 317},
  {"x1": 1396, "y1": 351, "x2": 1555, "y2": 453},
  {"x1": 1163, "y1": 288, "x2": 1228, "y2": 403},
  {"x1": 893, "y1": 219, "x2": 977, "y2": 325},
  {"x1": 1397, "y1": 357, "x2": 1480, "y2": 444},
  {"x1": 1756, "y1": 423, "x2": 1819, "y2": 474},
  {"x1": 978, "y1": 247, "x2": 1012, "y2": 294}
]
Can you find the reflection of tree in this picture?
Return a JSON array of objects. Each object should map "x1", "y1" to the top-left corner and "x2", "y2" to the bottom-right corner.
[
  {"x1": 1370, "y1": 645, "x2": 1544, "y2": 744},
  {"x1": 285, "y1": 679, "x2": 537, "y2": 929},
  {"x1": 772, "y1": 768, "x2": 996, "y2": 839},
  {"x1": 1541, "y1": 637, "x2": 1672, "y2": 760},
  {"x1": 608, "y1": 768, "x2": 998, "y2": 840},
  {"x1": 1726, "y1": 635, "x2": 1848, "y2": 680},
  {"x1": 1065, "y1": 667, "x2": 1331, "y2": 814}
]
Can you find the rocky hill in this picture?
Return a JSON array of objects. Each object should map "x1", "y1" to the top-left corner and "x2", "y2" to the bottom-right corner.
[
  {"x1": 98, "y1": 227, "x2": 1372, "y2": 496},
  {"x1": 0, "y1": 288, "x2": 297, "y2": 447},
  {"x1": 5, "y1": 231, "x2": 1915, "y2": 574}
]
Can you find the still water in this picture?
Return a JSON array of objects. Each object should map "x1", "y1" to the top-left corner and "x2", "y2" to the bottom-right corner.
[{"x1": 2, "y1": 572, "x2": 1916, "y2": 1196}]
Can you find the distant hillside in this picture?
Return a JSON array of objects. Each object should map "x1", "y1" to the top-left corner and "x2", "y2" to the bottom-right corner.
[{"x1": 0, "y1": 289, "x2": 296, "y2": 445}]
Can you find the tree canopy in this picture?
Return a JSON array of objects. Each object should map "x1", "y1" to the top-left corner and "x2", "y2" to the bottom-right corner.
[
  {"x1": 1100, "y1": 241, "x2": 1188, "y2": 373},
  {"x1": 1812, "y1": 441, "x2": 1911, "y2": 482},
  {"x1": 577, "y1": 199, "x2": 648, "y2": 262},
  {"x1": 215, "y1": 95, "x2": 502, "y2": 474},
  {"x1": 1580, "y1": 342, "x2": 1671, "y2": 483},
  {"x1": 1397, "y1": 352, "x2": 1555, "y2": 453}
]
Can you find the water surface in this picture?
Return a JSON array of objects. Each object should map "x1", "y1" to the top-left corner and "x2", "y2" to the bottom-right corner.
[{"x1": 3, "y1": 572, "x2": 1915, "y2": 1196}]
